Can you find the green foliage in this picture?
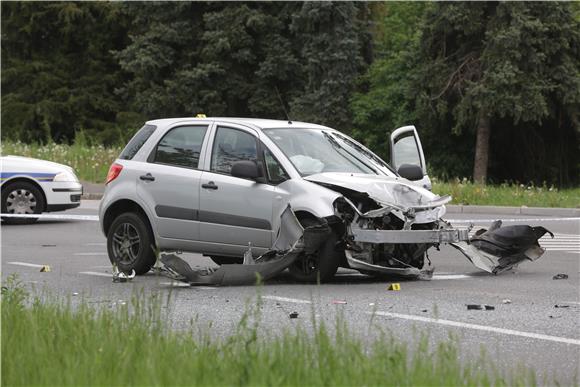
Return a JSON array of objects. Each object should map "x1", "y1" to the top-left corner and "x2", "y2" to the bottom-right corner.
[
  {"x1": 1, "y1": 2, "x2": 130, "y2": 144},
  {"x1": 353, "y1": 2, "x2": 580, "y2": 186},
  {"x1": 1, "y1": 283, "x2": 541, "y2": 386}
]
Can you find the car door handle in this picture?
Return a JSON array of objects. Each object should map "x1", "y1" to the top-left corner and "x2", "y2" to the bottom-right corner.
[
  {"x1": 202, "y1": 181, "x2": 218, "y2": 190},
  {"x1": 140, "y1": 173, "x2": 155, "y2": 182}
]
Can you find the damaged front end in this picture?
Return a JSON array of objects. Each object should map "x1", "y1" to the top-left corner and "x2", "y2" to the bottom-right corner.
[{"x1": 320, "y1": 178, "x2": 553, "y2": 278}]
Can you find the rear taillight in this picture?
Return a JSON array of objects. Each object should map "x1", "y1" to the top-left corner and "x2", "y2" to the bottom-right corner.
[{"x1": 106, "y1": 163, "x2": 123, "y2": 185}]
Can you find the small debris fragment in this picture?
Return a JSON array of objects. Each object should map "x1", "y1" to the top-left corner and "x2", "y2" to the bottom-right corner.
[
  {"x1": 289, "y1": 312, "x2": 299, "y2": 319},
  {"x1": 421, "y1": 309, "x2": 428, "y2": 313},
  {"x1": 501, "y1": 299, "x2": 512, "y2": 304},
  {"x1": 112, "y1": 266, "x2": 135, "y2": 283},
  {"x1": 72, "y1": 292, "x2": 79, "y2": 296},
  {"x1": 467, "y1": 304, "x2": 495, "y2": 311},
  {"x1": 387, "y1": 283, "x2": 401, "y2": 291},
  {"x1": 39, "y1": 265, "x2": 51, "y2": 273},
  {"x1": 369, "y1": 303, "x2": 375, "y2": 306},
  {"x1": 332, "y1": 300, "x2": 347, "y2": 305},
  {"x1": 41, "y1": 244, "x2": 56, "y2": 247},
  {"x1": 553, "y1": 274, "x2": 568, "y2": 280},
  {"x1": 549, "y1": 315, "x2": 561, "y2": 319},
  {"x1": 554, "y1": 304, "x2": 570, "y2": 309}
]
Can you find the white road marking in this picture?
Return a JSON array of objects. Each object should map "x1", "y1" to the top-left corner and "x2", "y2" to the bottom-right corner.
[
  {"x1": 431, "y1": 274, "x2": 472, "y2": 280},
  {"x1": 0, "y1": 213, "x2": 99, "y2": 221},
  {"x1": 561, "y1": 301, "x2": 580, "y2": 305},
  {"x1": 85, "y1": 243, "x2": 106, "y2": 246},
  {"x1": 159, "y1": 281, "x2": 191, "y2": 288},
  {"x1": 7, "y1": 261, "x2": 46, "y2": 268},
  {"x1": 74, "y1": 252, "x2": 108, "y2": 256},
  {"x1": 371, "y1": 311, "x2": 580, "y2": 346},
  {"x1": 448, "y1": 217, "x2": 580, "y2": 223},
  {"x1": 263, "y1": 295, "x2": 312, "y2": 304},
  {"x1": 79, "y1": 271, "x2": 111, "y2": 278}
]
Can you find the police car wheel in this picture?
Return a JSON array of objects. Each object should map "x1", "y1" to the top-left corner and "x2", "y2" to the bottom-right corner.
[{"x1": 1, "y1": 181, "x2": 45, "y2": 224}]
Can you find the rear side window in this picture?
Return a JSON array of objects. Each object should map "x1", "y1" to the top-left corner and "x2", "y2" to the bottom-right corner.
[
  {"x1": 119, "y1": 124, "x2": 156, "y2": 160},
  {"x1": 152, "y1": 125, "x2": 208, "y2": 169},
  {"x1": 211, "y1": 127, "x2": 258, "y2": 175}
]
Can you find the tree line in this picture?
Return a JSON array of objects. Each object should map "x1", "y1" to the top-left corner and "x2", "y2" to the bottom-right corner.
[{"x1": 2, "y1": 2, "x2": 578, "y2": 185}]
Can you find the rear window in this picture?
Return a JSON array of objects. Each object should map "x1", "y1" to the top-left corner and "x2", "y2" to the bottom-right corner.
[{"x1": 119, "y1": 124, "x2": 156, "y2": 160}]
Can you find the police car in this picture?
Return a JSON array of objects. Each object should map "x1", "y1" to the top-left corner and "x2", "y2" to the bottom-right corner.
[{"x1": 1, "y1": 156, "x2": 83, "y2": 224}]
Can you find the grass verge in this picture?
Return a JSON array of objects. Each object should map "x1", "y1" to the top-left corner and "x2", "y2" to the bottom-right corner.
[
  {"x1": 1, "y1": 139, "x2": 122, "y2": 184},
  {"x1": 433, "y1": 179, "x2": 580, "y2": 208},
  {"x1": 1, "y1": 277, "x2": 538, "y2": 386}
]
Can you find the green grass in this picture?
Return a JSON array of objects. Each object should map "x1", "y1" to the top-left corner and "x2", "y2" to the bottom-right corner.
[
  {"x1": 1, "y1": 277, "x2": 540, "y2": 386},
  {"x1": 1, "y1": 139, "x2": 122, "y2": 184},
  {"x1": 433, "y1": 178, "x2": 580, "y2": 208},
  {"x1": 2, "y1": 140, "x2": 578, "y2": 207}
]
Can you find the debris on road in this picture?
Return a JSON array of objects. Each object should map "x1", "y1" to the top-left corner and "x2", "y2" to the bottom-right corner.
[
  {"x1": 39, "y1": 265, "x2": 51, "y2": 272},
  {"x1": 552, "y1": 274, "x2": 569, "y2": 280},
  {"x1": 554, "y1": 304, "x2": 570, "y2": 309},
  {"x1": 467, "y1": 304, "x2": 495, "y2": 311},
  {"x1": 332, "y1": 300, "x2": 347, "y2": 305},
  {"x1": 41, "y1": 244, "x2": 56, "y2": 247},
  {"x1": 72, "y1": 292, "x2": 79, "y2": 296},
  {"x1": 501, "y1": 299, "x2": 512, "y2": 304},
  {"x1": 289, "y1": 312, "x2": 299, "y2": 319},
  {"x1": 112, "y1": 265, "x2": 135, "y2": 283},
  {"x1": 387, "y1": 283, "x2": 401, "y2": 291}
]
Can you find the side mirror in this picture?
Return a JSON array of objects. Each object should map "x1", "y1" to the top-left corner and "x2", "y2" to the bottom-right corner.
[
  {"x1": 397, "y1": 163, "x2": 423, "y2": 181},
  {"x1": 231, "y1": 160, "x2": 262, "y2": 180}
]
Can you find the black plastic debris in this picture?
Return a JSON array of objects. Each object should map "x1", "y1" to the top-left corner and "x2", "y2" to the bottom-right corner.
[
  {"x1": 467, "y1": 304, "x2": 495, "y2": 311},
  {"x1": 554, "y1": 304, "x2": 570, "y2": 309},
  {"x1": 553, "y1": 274, "x2": 569, "y2": 280},
  {"x1": 289, "y1": 312, "x2": 299, "y2": 319}
]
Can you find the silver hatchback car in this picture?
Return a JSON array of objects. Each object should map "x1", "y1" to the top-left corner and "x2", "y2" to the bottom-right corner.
[{"x1": 100, "y1": 117, "x2": 548, "y2": 283}]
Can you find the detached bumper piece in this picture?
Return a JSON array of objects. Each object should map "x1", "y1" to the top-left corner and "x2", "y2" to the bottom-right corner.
[
  {"x1": 158, "y1": 205, "x2": 329, "y2": 286},
  {"x1": 452, "y1": 220, "x2": 553, "y2": 274},
  {"x1": 351, "y1": 228, "x2": 469, "y2": 244}
]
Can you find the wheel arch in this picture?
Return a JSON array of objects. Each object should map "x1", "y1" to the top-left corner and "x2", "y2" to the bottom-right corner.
[
  {"x1": 1, "y1": 177, "x2": 48, "y2": 211},
  {"x1": 102, "y1": 199, "x2": 154, "y2": 241}
]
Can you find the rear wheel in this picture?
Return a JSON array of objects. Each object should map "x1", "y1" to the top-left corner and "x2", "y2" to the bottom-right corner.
[
  {"x1": 1, "y1": 181, "x2": 45, "y2": 224},
  {"x1": 107, "y1": 212, "x2": 156, "y2": 275},
  {"x1": 288, "y1": 218, "x2": 341, "y2": 283}
]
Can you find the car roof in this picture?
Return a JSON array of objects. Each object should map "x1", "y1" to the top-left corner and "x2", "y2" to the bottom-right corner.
[{"x1": 145, "y1": 117, "x2": 331, "y2": 131}]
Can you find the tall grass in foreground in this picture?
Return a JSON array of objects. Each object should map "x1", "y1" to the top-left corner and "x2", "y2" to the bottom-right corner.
[
  {"x1": 1, "y1": 278, "x2": 538, "y2": 386},
  {"x1": 1, "y1": 138, "x2": 122, "y2": 184}
]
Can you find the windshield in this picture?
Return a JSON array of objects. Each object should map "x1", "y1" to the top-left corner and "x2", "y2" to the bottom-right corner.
[{"x1": 263, "y1": 128, "x2": 395, "y2": 177}]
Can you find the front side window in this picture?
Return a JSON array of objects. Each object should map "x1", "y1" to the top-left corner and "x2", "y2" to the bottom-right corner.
[
  {"x1": 153, "y1": 125, "x2": 207, "y2": 169},
  {"x1": 211, "y1": 127, "x2": 258, "y2": 175}
]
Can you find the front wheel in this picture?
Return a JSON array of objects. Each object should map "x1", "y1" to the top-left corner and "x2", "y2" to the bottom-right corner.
[
  {"x1": 107, "y1": 212, "x2": 156, "y2": 275},
  {"x1": 1, "y1": 181, "x2": 45, "y2": 224},
  {"x1": 288, "y1": 219, "x2": 341, "y2": 283}
]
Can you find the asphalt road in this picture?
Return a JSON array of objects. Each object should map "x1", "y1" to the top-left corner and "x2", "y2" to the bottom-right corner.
[{"x1": 2, "y1": 201, "x2": 579, "y2": 383}]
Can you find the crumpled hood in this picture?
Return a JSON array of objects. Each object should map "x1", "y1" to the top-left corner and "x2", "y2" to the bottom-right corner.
[{"x1": 304, "y1": 172, "x2": 450, "y2": 211}]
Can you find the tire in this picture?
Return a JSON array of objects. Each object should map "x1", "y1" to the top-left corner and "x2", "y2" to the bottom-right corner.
[
  {"x1": 1, "y1": 181, "x2": 45, "y2": 224},
  {"x1": 107, "y1": 212, "x2": 156, "y2": 275},
  {"x1": 288, "y1": 218, "x2": 341, "y2": 283},
  {"x1": 209, "y1": 255, "x2": 243, "y2": 265}
]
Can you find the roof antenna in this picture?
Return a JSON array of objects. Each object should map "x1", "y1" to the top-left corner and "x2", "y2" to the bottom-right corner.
[{"x1": 275, "y1": 86, "x2": 292, "y2": 125}]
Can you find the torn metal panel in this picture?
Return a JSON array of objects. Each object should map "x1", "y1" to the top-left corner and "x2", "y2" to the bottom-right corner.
[
  {"x1": 452, "y1": 221, "x2": 553, "y2": 274},
  {"x1": 158, "y1": 205, "x2": 307, "y2": 286},
  {"x1": 345, "y1": 250, "x2": 422, "y2": 277}
]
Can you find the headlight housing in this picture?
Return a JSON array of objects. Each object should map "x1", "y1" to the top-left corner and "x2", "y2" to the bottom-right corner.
[{"x1": 53, "y1": 170, "x2": 78, "y2": 182}]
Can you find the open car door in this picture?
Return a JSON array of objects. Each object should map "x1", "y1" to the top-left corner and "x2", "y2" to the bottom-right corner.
[{"x1": 390, "y1": 125, "x2": 431, "y2": 190}]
